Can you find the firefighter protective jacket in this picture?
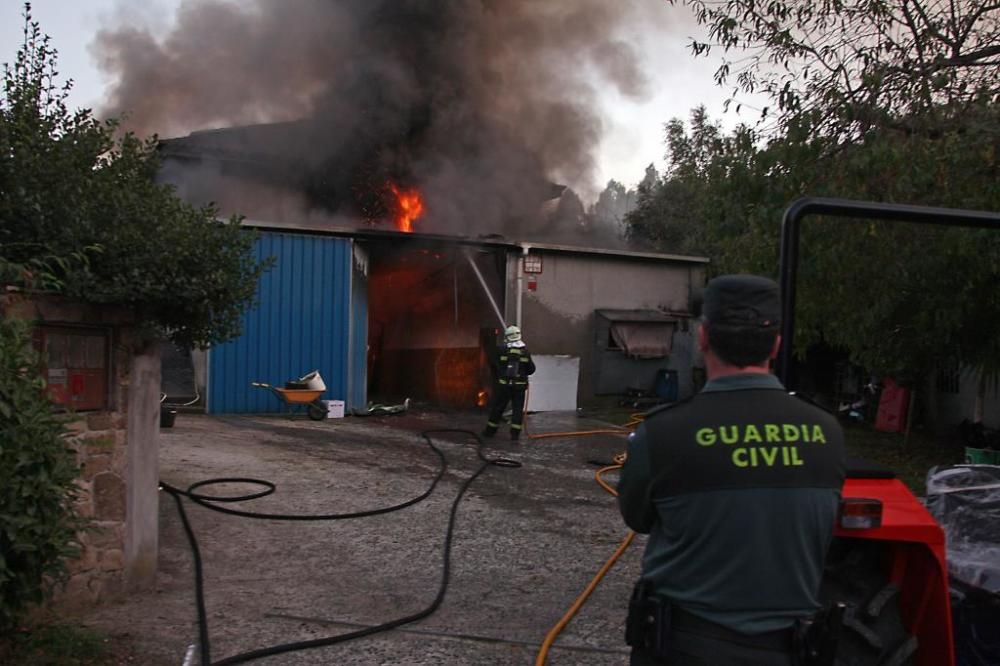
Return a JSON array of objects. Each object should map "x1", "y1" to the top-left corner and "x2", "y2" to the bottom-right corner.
[{"x1": 496, "y1": 343, "x2": 535, "y2": 387}]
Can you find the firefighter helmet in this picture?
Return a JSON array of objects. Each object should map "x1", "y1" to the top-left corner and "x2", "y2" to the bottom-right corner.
[{"x1": 504, "y1": 325, "x2": 522, "y2": 343}]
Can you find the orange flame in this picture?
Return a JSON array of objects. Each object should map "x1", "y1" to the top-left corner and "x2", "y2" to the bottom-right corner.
[
  {"x1": 388, "y1": 182, "x2": 425, "y2": 232},
  {"x1": 476, "y1": 389, "x2": 489, "y2": 407}
]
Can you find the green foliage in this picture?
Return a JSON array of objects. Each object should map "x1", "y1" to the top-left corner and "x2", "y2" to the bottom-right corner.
[
  {"x1": 671, "y1": 0, "x2": 1000, "y2": 140},
  {"x1": 0, "y1": 6, "x2": 271, "y2": 349},
  {"x1": 631, "y1": 1, "x2": 1000, "y2": 392},
  {"x1": 0, "y1": 318, "x2": 84, "y2": 633},
  {"x1": 627, "y1": 100, "x2": 1000, "y2": 385}
]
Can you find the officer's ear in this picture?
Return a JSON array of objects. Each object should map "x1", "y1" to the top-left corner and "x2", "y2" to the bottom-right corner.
[
  {"x1": 768, "y1": 334, "x2": 782, "y2": 360},
  {"x1": 697, "y1": 321, "x2": 709, "y2": 353}
]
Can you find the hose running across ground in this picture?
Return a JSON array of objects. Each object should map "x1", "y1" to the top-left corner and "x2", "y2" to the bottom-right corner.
[
  {"x1": 162, "y1": 428, "x2": 520, "y2": 665},
  {"x1": 529, "y1": 407, "x2": 644, "y2": 665}
]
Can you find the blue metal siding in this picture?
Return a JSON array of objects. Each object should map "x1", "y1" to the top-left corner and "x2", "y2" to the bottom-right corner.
[{"x1": 208, "y1": 232, "x2": 354, "y2": 414}]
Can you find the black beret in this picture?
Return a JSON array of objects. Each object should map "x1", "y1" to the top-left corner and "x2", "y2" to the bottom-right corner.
[{"x1": 702, "y1": 274, "x2": 781, "y2": 327}]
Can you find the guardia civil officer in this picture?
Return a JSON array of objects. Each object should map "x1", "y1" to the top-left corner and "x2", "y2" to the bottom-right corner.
[
  {"x1": 482, "y1": 325, "x2": 535, "y2": 441},
  {"x1": 617, "y1": 274, "x2": 846, "y2": 665}
]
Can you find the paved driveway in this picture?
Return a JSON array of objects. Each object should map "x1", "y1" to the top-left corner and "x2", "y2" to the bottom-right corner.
[{"x1": 77, "y1": 409, "x2": 643, "y2": 665}]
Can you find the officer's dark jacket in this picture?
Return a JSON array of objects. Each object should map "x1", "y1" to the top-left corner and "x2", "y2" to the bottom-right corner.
[{"x1": 617, "y1": 373, "x2": 846, "y2": 635}]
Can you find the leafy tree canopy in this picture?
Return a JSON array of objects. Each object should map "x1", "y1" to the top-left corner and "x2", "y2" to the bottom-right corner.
[
  {"x1": 671, "y1": 0, "x2": 1000, "y2": 140},
  {"x1": 0, "y1": 6, "x2": 270, "y2": 349},
  {"x1": 629, "y1": 0, "x2": 1000, "y2": 387}
]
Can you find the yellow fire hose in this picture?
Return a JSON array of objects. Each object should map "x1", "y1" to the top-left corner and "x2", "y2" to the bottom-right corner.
[{"x1": 528, "y1": 407, "x2": 644, "y2": 665}]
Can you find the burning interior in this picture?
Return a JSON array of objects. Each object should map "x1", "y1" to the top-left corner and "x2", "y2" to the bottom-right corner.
[{"x1": 365, "y1": 239, "x2": 505, "y2": 409}]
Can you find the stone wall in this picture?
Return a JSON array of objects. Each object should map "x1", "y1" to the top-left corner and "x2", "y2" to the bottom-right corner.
[
  {"x1": 62, "y1": 410, "x2": 129, "y2": 607},
  {"x1": 3, "y1": 294, "x2": 161, "y2": 611}
]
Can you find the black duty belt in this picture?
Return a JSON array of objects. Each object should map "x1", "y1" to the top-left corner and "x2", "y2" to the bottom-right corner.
[{"x1": 672, "y1": 607, "x2": 794, "y2": 653}]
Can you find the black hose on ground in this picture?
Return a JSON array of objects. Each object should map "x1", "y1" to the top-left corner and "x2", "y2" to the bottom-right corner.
[{"x1": 159, "y1": 428, "x2": 521, "y2": 665}]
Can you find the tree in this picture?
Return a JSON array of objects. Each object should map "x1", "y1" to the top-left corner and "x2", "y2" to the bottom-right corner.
[
  {"x1": 629, "y1": 2, "x2": 1000, "y2": 400},
  {"x1": 672, "y1": 0, "x2": 1000, "y2": 140},
  {"x1": 0, "y1": 6, "x2": 271, "y2": 349},
  {"x1": 626, "y1": 101, "x2": 1000, "y2": 390},
  {"x1": 590, "y1": 179, "x2": 633, "y2": 237},
  {"x1": 0, "y1": 4, "x2": 270, "y2": 632}
]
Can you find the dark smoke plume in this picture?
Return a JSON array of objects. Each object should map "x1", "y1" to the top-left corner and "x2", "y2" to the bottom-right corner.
[{"x1": 95, "y1": 0, "x2": 658, "y2": 240}]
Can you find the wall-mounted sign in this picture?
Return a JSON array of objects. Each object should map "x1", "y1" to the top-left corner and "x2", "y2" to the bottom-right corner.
[{"x1": 523, "y1": 254, "x2": 543, "y2": 274}]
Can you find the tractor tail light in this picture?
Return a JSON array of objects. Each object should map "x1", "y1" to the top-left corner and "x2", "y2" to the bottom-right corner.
[{"x1": 839, "y1": 498, "x2": 883, "y2": 529}]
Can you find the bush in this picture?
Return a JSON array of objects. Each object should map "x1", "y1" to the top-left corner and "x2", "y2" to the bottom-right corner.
[
  {"x1": 1, "y1": 7, "x2": 271, "y2": 350},
  {"x1": 0, "y1": 317, "x2": 84, "y2": 633}
]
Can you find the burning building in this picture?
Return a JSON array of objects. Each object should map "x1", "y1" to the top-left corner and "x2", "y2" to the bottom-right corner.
[{"x1": 129, "y1": 1, "x2": 706, "y2": 413}]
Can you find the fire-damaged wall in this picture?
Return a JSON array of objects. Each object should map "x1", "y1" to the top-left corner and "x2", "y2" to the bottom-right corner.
[
  {"x1": 367, "y1": 243, "x2": 504, "y2": 407},
  {"x1": 505, "y1": 246, "x2": 708, "y2": 407}
]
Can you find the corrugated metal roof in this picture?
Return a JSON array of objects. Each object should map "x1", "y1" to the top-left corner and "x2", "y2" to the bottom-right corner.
[{"x1": 237, "y1": 218, "x2": 709, "y2": 265}]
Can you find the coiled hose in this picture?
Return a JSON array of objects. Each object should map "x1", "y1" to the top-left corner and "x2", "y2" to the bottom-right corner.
[{"x1": 161, "y1": 428, "x2": 520, "y2": 665}]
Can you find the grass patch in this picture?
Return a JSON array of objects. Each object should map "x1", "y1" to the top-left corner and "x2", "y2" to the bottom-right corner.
[
  {"x1": 843, "y1": 423, "x2": 965, "y2": 494},
  {"x1": 0, "y1": 624, "x2": 117, "y2": 666}
]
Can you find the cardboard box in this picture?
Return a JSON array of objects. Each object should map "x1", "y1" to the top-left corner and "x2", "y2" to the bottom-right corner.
[{"x1": 324, "y1": 399, "x2": 345, "y2": 419}]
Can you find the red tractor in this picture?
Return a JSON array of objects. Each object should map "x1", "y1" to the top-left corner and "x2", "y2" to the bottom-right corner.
[{"x1": 775, "y1": 198, "x2": 1000, "y2": 666}]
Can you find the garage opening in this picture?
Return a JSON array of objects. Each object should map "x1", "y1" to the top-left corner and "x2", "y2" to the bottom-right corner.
[{"x1": 365, "y1": 240, "x2": 507, "y2": 408}]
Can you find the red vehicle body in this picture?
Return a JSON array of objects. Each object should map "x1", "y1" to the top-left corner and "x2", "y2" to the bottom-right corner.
[
  {"x1": 836, "y1": 477, "x2": 954, "y2": 665},
  {"x1": 775, "y1": 198, "x2": 1000, "y2": 665}
]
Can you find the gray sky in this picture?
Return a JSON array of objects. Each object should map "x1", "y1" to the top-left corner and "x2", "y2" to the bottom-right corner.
[{"x1": 0, "y1": 0, "x2": 762, "y2": 195}]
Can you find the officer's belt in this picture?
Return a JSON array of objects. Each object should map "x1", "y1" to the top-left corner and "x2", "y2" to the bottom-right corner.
[{"x1": 671, "y1": 607, "x2": 793, "y2": 653}]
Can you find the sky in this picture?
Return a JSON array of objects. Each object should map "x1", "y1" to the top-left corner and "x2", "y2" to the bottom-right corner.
[{"x1": 0, "y1": 0, "x2": 763, "y2": 194}]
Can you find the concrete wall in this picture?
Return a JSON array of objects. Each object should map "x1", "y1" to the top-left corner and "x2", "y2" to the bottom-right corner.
[
  {"x1": 3, "y1": 295, "x2": 160, "y2": 609},
  {"x1": 931, "y1": 367, "x2": 1000, "y2": 430},
  {"x1": 505, "y1": 251, "x2": 706, "y2": 406}
]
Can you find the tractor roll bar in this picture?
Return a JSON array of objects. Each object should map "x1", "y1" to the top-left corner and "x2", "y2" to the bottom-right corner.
[{"x1": 777, "y1": 197, "x2": 1000, "y2": 388}]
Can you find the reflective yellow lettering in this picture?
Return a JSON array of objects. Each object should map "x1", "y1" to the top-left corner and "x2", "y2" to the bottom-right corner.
[
  {"x1": 782, "y1": 424, "x2": 800, "y2": 442},
  {"x1": 782, "y1": 446, "x2": 791, "y2": 465},
  {"x1": 749, "y1": 447, "x2": 759, "y2": 467},
  {"x1": 720, "y1": 426, "x2": 740, "y2": 445},
  {"x1": 791, "y1": 446, "x2": 805, "y2": 466},
  {"x1": 765, "y1": 424, "x2": 781, "y2": 442},
  {"x1": 696, "y1": 428, "x2": 717, "y2": 446},
  {"x1": 761, "y1": 447, "x2": 778, "y2": 466},
  {"x1": 744, "y1": 425, "x2": 762, "y2": 444},
  {"x1": 733, "y1": 448, "x2": 749, "y2": 467},
  {"x1": 812, "y1": 425, "x2": 827, "y2": 443},
  {"x1": 801, "y1": 425, "x2": 810, "y2": 442}
]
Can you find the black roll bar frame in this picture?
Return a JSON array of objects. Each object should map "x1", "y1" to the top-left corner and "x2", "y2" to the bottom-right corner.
[{"x1": 776, "y1": 197, "x2": 1000, "y2": 388}]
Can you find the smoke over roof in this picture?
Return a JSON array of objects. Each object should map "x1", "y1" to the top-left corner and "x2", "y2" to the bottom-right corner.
[{"x1": 95, "y1": 1, "x2": 659, "y2": 240}]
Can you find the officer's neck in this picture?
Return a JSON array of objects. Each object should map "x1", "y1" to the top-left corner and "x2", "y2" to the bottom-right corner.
[{"x1": 704, "y1": 353, "x2": 772, "y2": 381}]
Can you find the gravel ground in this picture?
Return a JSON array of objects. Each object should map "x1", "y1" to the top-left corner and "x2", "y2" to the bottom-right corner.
[{"x1": 71, "y1": 408, "x2": 645, "y2": 666}]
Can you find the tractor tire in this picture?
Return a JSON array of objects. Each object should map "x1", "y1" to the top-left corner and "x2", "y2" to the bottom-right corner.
[
  {"x1": 820, "y1": 537, "x2": 918, "y2": 666},
  {"x1": 307, "y1": 401, "x2": 327, "y2": 421}
]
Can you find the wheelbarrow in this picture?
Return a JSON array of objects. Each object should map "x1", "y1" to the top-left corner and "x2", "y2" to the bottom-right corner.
[{"x1": 251, "y1": 382, "x2": 327, "y2": 421}]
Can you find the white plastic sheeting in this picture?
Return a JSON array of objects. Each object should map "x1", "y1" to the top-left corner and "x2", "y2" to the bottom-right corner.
[{"x1": 925, "y1": 465, "x2": 1000, "y2": 594}]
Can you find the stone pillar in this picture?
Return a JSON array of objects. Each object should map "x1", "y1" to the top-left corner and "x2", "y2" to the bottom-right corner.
[{"x1": 125, "y1": 343, "x2": 161, "y2": 591}]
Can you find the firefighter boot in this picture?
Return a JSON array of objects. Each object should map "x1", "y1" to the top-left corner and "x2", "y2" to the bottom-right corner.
[
  {"x1": 481, "y1": 425, "x2": 498, "y2": 439},
  {"x1": 510, "y1": 429, "x2": 521, "y2": 442}
]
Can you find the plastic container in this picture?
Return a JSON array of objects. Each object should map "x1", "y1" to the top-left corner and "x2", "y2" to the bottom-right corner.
[
  {"x1": 965, "y1": 447, "x2": 1000, "y2": 465},
  {"x1": 160, "y1": 407, "x2": 178, "y2": 428},
  {"x1": 654, "y1": 369, "x2": 679, "y2": 402},
  {"x1": 324, "y1": 399, "x2": 345, "y2": 418}
]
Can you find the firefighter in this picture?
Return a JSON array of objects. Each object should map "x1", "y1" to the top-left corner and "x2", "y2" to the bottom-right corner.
[
  {"x1": 617, "y1": 275, "x2": 846, "y2": 665},
  {"x1": 482, "y1": 325, "x2": 535, "y2": 441}
]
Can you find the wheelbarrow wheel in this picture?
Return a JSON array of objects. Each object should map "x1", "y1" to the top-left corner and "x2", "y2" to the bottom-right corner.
[{"x1": 307, "y1": 401, "x2": 327, "y2": 421}]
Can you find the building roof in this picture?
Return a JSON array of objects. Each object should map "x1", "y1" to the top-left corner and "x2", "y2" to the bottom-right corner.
[{"x1": 239, "y1": 218, "x2": 710, "y2": 265}]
